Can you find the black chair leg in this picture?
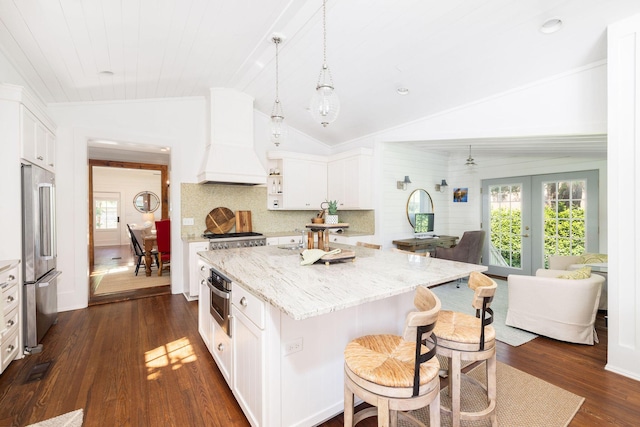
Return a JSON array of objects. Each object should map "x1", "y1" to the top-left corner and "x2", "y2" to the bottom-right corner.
[{"x1": 134, "y1": 256, "x2": 142, "y2": 276}]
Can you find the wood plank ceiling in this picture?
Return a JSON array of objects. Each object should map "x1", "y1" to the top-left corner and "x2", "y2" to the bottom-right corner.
[{"x1": 1, "y1": 0, "x2": 640, "y2": 154}]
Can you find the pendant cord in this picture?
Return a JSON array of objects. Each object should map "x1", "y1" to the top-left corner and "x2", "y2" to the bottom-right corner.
[{"x1": 322, "y1": 0, "x2": 327, "y2": 65}]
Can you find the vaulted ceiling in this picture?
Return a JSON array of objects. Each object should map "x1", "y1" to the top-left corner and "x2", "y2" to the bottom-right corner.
[{"x1": 2, "y1": 0, "x2": 639, "y2": 155}]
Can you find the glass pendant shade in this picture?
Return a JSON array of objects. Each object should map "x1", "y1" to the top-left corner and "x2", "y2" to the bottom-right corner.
[
  {"x1": 270, "y1": 100, "x2": 287, "y2": 146},
  {"x1": 310, "y1": 64, "x2": 340, "y2": 127}
]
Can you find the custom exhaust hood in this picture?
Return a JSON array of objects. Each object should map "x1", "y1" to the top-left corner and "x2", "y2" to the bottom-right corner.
[{"x1": 197, "y1": 88, "x2": 266, "y2": 185}]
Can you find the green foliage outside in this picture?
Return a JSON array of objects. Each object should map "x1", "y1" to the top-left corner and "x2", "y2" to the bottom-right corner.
[{"x1": 490, "y1": 205, "x2": 586, "y2": 268}]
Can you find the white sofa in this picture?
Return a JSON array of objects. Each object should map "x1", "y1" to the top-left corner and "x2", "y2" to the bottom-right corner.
[
  {"x1": 506, "y1": 269, "x2": 604, "y2": 345},
  {"x1": 549, "y1": 255, "x2": 608, "y2": 310}
]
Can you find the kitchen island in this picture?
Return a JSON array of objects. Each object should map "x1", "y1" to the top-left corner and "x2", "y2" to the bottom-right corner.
[{"x1": 197, "y1": 244, "x2": 487, "y2": 427}]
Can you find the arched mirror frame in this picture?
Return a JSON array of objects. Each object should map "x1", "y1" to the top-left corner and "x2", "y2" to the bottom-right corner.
[
  {"x1": 133, "y1": 191, "x2": 160, "y2": 213},
  {"x1": 406, "y1": 188, "x2": 434, "y2": 228}
]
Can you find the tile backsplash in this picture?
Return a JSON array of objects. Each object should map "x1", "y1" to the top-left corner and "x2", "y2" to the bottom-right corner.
[{"x1": 180, "y1": 183, "x2": 375, "y2": 237}]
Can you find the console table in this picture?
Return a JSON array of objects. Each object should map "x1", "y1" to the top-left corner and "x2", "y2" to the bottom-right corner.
[{"x1": 392, "y1": 235, "x2": 459, "y2": 254}]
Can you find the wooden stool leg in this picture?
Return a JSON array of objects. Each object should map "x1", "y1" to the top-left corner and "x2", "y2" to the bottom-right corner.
[
  {"x1": 344, "y1": 381, "x2": 354, "y2": 427},
  {"x1": 430, "y1": 389, "x2": 441, "y2": 427},
  {"x1": 487, "y1": 352, "x2": 498, "y2": 426},
  {"x1": 450, "y1": 353, "x2": 462, "y2": 427},
  {"x1": 377, "y1": 398, "x2": 390, "y2": 427},
  {"x1": 307, "y1": 231, "x2": 314, "y2": 249}
]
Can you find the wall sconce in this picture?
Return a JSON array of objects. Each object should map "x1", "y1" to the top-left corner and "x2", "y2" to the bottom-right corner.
[
  {"x1": 435, "y1": 179, "x2": 449, "y2": 193},
  {"x1": 397, "y1": 175, "x2": 411, "y2": 190}
]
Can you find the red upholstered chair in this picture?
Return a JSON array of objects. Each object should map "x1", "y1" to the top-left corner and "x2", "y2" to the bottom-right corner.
[{"x1": 155, "y1": 219, "x2": 171, "y2": 276}]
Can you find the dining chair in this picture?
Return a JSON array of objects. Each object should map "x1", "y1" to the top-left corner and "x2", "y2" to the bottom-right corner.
[
  {"x1": 127, "y1": 224, "x2": 158, "y2": 276},
  {"x1": 155, "y1": 219, "x2": 171, "y2": 276}
]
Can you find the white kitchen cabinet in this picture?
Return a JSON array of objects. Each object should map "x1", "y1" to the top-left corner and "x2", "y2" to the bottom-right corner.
[
  {"x1": 211, "y1": 316, "x2": 232, "y2": 387},
  {"x1": 267, "y1": 152, "x2": 327, "y2": 210},
  {"x1": 266, "y1": 234, "x2": 305, "y2": 247},
  {"x1": 183, "y1": 240, "x2": 210, "y2": 300},
  {"x1": 1, "y1": 261, "x2": 21, "y2": 375},
  {"x1": 327, "y1": 148, "x2": 373, "y2": 209},
  {"x1": 197, "y1": 258, "x2": 211, "y2": 350},
  {"x1": 232, "y1": 285, "x2": 266, "y2": 427},
  {"x1": 20, "y1": 105, "x2": 56, "y2": 172}
]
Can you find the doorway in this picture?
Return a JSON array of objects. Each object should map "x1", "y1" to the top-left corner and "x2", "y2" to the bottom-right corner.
[
  {"x1": 482, "y1": 170, "x2": 599, "y2": 277},
  {"x1": 88, "y1": 159, "x2": 170, "y2": 304}
]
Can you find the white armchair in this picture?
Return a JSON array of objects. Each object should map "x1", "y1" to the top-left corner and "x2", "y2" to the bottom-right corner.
[
  {"x1": 549, "y1": 255, "x2": 608, "y2": 310},
  {"x1": 505, "y1": 269, "x2": 604, "y2": 345}
]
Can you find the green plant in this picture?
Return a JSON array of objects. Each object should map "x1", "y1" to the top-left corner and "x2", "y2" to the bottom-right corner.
[{"x1": 327, "y1": 200, "x2": 338, "y2": 215}]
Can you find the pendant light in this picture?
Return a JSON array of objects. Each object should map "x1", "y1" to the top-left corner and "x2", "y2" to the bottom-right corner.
[
  {"x1": 465, "y1": 145, "x2": 477, "y2": 167},
  {"x1": 270, "y1": 35, "x2": 287, "y2": 146},
  {"x1": 309, "y1": 0, "x2": 340, "y2": 127}
]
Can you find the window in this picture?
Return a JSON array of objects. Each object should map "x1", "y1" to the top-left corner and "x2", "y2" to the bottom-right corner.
[{"x1": 95, "y1": 198, "x2": 118, "y2": 230}]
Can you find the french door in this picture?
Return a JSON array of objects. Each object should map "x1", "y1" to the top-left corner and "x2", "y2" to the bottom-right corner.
[{"x1": 482, "y1": 170, "x2": 599, "y2": 277}]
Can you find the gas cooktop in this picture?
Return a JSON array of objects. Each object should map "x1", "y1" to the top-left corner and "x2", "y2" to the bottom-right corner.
[{"x1": 202, "y1": 232, "x2": 263, "y2": 240}]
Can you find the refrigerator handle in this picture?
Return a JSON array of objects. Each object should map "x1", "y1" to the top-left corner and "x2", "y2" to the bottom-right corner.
[{"x1": 39, "y1": 182, "x2": 56, "y2": 260}]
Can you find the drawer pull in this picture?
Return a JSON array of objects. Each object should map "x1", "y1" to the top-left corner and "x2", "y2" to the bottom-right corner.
[
  {"x1": 7, "y1": 320, "x2": 14, "y2": 327},
  {"x1": 6, "y1": 296, "x2": 14, "y2": 303},
  {"x1": 6, "y1": 345, "x2": 14, "y2": 353},
  {"x1": 8, "y1": 275, "x2": 15, "y2": 281},
  {"x1": 217, "y1": 343, "x2": 225, "y2": 352},
  {"x1": 200, "y1": 279, "x2": 205, "y2": 286},
  {"x1": 200, "y1": 265, "x2": 206, "y2": 271},
  {"x1": 240, "y1": 297, "x2": 248, "y2": 307},
  {"x1": 37, "y1": 156, "x2": 44, "y2": 160}
]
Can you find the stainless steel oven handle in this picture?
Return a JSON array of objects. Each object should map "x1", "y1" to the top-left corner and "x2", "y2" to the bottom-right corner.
[{"x1": 208, "y1": 282, "x2": 230, "y2": 300}]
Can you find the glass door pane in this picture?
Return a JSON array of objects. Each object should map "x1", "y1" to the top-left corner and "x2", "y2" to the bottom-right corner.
[{"x1": 483, "y1": 177, "x2": 532, "y2": 277}]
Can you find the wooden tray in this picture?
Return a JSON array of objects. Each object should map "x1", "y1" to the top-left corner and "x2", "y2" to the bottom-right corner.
[
  {"x1": 317, "y1": 249, "x2": 356, "y2": 265},
  {"x1": 206, "y1": 207, "x2": 235, "y2": 234}
]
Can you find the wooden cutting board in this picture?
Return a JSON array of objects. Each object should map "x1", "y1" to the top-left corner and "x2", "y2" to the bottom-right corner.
[
  {"x1": 206, "y1": 207, "x2": 235, "y2": 234},
  {"x1": 235, "y1": 211, "x2": 252, "y2": 233}
]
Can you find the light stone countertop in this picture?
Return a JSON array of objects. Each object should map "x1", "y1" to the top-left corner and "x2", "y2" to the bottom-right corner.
[{"x1": 197, "y1": 244, "x2": 487, "y2": 320}]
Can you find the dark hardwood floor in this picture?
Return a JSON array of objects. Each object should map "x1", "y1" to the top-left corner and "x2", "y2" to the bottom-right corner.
[{"x1": 1, "y1": 295, "x2": 639, "y2": 426}]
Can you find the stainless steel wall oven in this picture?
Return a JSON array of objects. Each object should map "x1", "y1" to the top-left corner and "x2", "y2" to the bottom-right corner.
[{"x1": 207, "y1": 267, "x2": 232, "y2": 337}]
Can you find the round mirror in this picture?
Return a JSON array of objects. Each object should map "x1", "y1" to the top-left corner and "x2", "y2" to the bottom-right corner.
[
  {"x1": 406, "y1": 189, "x2": 434, "y2": 228},
  {"x1": 133, "y1": 191, "x2": 160, "y2": 213}
]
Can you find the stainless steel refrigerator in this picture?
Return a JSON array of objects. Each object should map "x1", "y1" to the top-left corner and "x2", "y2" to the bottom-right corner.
[{"x1": 22, "y1": 163, "x2": 61, "y2": 354}]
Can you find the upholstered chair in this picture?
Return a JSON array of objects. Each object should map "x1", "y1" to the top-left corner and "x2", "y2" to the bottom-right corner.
[
  {"x1": 548, "y1": 254, "x2": 608, "y2": 310},
  {"x1": 434, "y1": 230, "x2": 485, "y2": 264},
  {"x1": 344, "y1": 286, "x2": 441, "y2": 427},
  {"x1": 506, "y1": 268, "x2": 605, "y2": 345},
  {"x1": 155, "y1": 219, "x2": 171, "y2": 276}
]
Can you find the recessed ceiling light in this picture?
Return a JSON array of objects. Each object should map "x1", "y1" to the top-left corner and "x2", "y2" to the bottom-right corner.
[
  {"x1": 396, "y1": 87, "x2": 410, "y2": 95},
  {"x1": 540, "y1": 18, "x2": 563, "y2": 34}
]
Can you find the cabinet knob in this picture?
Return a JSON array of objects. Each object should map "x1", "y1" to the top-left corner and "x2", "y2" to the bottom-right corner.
[
  {"x1": 8, "y1": 275, "x2": 15, "y2": 281},
  {"x1": 200, "y1": 265, "x2": 206, "y2": 271},
  {"x1": 6, "y1": 296, "x2": 14, "y2": 303},
  {"x1": 200, "y1": 279, "x2": 205, "y2": 286},
  {"x1": 217, "y1": 343, "x2": 225, "y2": 352},
  {"x1": 7, "y1": 320, "x2": 14, "y2": 327},
  {"x1": 6, "y1": 345, "x2": 14, "y2": 353},
  {"x1": 37, "y1": 156, "x2": 44, "y2": 160},
  {"x1": 240, "y1": 297, "x2": 248, "y2": 307}
]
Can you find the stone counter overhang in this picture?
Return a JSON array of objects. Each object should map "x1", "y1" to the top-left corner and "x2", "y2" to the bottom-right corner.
[{"x1": 197, "y1": 244, "x2": 487, "y2": 321}]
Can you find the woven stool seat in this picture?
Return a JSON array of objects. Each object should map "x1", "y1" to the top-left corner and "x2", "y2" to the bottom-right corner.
[
  {"x1": 435, "y1": 311, "x2": 496, "y2": 351},
  {"x1": 345, "y1": 334, "x2": 440, "y2": 397},
  {"x1": 434, "y1": 272, "x2": 498, "y2": 427},
  {"x1": 343, "y1": 286, "x2": 442, "y2": 427}
]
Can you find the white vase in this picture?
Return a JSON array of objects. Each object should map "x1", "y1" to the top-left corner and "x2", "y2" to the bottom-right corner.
[{"x1": 326, "y1": 214, "x2": 339, "y2": 224}]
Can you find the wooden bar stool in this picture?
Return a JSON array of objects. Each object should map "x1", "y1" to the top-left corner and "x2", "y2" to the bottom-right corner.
[
  {"x1": 433, "y1": 271, "x2": 497, "y2": 427},
  {"x1": 344, "y1": 286, "x2": 442, "y2": 427}
]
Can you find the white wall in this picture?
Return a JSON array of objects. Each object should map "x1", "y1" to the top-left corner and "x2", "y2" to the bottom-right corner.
[
  {"x1": 48, "y1": 97, "x2": 205, "y2": 311},
  {"x1": 93, "y1": 167, "x2": 163, "y2": 246},
  {"x1": 606, "y1": 13, "x2": 640, "y2": 381}
]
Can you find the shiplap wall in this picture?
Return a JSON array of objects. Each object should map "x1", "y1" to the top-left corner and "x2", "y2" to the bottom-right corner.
[{"x1": 378, "y1": 142, "x2": 607, "y2": 251}]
